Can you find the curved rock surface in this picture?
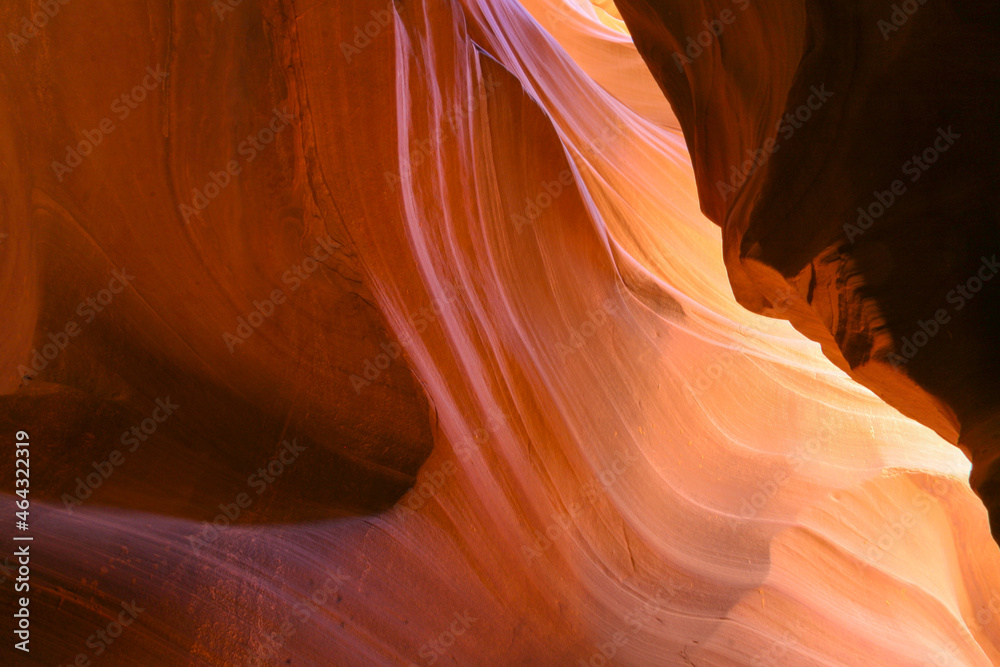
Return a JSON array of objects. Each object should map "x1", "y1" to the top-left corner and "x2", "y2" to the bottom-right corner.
[
  {"x1": 0, "y1": 0, "x2": 998, "y2": 665},
  {"x1": 612, "y1": 0, "x2": 1000, "y2": 535}
]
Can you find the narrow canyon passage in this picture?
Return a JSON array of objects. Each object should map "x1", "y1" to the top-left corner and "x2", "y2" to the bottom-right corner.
[{"x1": 0, "y1": 0, "x2": 997, "y2": 665}]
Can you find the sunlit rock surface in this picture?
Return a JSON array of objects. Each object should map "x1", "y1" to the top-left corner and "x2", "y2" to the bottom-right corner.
[
  {"x1": 612, "y1": 0, "x2": 1000, "y2": 536},
  {"x1": 0, "y1": 0, "x2": 998, "y2": 665}
]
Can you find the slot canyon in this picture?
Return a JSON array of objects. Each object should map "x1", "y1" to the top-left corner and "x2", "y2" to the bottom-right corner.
[{"x1": 1, "y1": 0, "x2": 998, "y2": 664}]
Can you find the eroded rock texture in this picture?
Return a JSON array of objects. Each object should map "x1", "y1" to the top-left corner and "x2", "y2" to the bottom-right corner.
[
  {"x1": 612, "y1": 0, "x2": 1000, "y2": 534},
  {"x1": 0, "y1": 0, "x2": 998, "y2": 665},
  {"x1": 0, "y1": 0, "x2": 436, "y2": 521}
]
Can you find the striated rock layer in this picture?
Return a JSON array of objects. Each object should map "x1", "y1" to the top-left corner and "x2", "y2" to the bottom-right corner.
[
  {"x1": 611, "y1": 0, "x2": 1000, "y2": 535},
  {"x1": 0, "y1": 0, "x2": 998, "y2": 665}
]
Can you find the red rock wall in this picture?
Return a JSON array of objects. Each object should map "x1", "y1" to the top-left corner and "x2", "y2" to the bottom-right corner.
[
  {"x1": 613, "y1": 0, "x2": 1000, "y2": 533},
  {"x1": 0, "y1": 1, "x2": 998, "y2": 665}
]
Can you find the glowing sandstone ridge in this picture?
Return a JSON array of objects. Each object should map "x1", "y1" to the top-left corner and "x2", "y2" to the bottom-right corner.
[{"x1": 1, "y1": 0, "x2": 998, "y2": 665}]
